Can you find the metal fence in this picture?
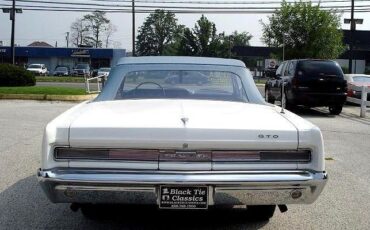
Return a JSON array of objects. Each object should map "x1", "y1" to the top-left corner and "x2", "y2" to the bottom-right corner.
[
  {"x1": 85, "y1": 75, "x2": 107, "y2": 94},
  {"x1": 346, "y1": 85, "x2": 370, "y2": 118}
]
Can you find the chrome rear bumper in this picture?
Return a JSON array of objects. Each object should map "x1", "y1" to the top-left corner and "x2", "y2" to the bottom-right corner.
[{"x1": 37, "y1": 168, "x2": 327, "y2": 205}]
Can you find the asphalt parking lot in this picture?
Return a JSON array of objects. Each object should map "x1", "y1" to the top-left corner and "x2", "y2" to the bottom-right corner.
[{"x1": 0, "y1": 100, "x2": 369, "y2": 230}]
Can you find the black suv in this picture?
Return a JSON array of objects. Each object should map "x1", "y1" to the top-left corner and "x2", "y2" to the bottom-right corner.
[{"x1": 265, "y1": 59, "x2": 347, "y2": 115}]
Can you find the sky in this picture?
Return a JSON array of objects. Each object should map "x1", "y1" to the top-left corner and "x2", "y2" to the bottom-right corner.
[{"x1": 1, "y1": 0, "x2": 370, "y2": 51}]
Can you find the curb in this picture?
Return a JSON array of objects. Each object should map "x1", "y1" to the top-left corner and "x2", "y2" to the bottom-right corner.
[{"x1": 0, "y1": 94, "x2": 97, "y2": 101}]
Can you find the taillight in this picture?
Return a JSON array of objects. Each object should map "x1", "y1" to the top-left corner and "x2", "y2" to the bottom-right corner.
[
  {"x1": 212, "y1": 151, "x2": 260, "y2": 162},
  {"x1": 259, "y1": 150, "x2": 311, "y2": 162},
  {"x1": 291, "y1": 77, "x2": 299, "y2": 89},
  {"x1": 55, "y1": 148, "x2": 311, "y2": 163},
  {"x1": 55, "y1": 148, "x2": 159, "y2": 161},
  {"x1": 212, "y1": 150, "x2": 311, "y2": 163}
]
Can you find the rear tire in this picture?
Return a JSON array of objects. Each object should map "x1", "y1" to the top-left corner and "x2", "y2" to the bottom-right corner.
[
  {"x1": 281, "y1": 91, "x2": 295, "y2": 111},
  {"x1": 247, "y1": 205, "x2": 276, "y2": 221},
  {"x1": 329, "y1": 105, "x2": 343, "y2": 115},
  {"x1": 265, "y1": 89, "x2": 275, "y2": 104},
  {"x1": 80, "y1": 204, "x2": 102, "y2": 220}
]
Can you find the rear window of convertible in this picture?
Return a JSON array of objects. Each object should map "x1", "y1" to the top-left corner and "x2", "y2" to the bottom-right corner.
[{"x1": 115, "y1": 70, "x2": 248, "y2": 102}]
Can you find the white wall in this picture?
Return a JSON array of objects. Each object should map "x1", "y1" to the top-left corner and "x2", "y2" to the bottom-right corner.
[
  {"x1": 335, "y1": 59, "x2": 366, "y2": 74},
  {"x1": 28, "y1": 57, "x2": 86, "y2": 73}
]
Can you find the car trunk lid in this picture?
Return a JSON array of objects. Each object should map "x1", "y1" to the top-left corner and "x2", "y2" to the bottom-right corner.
[{"x1": 68, "y1": 100, "x2": 298, "y2": 150}]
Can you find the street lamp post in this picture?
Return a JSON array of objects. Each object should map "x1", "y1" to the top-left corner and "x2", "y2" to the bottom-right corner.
[
  {"x1": 344, "y1": 0, "x2": 363, "y2": 74},
  {"x1": 282, "y1": 33, "x2": 287, "y2": 61},
  {"x1": 132, "y1": 0, "x2": 136, "y2": 56},
  {"x1": 2, "y1": 0, "x2": 22, "y2": 65}
]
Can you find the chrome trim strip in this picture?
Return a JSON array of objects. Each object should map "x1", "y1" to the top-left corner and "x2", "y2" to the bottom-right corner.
[{"x1": 37, "y1": 168, "x2": 327, "y2": 205}]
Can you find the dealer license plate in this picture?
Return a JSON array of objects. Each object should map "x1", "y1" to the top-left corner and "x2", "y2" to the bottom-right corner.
[{"x1": 159, "y1": 186, "x2": 208, "y2": 209}]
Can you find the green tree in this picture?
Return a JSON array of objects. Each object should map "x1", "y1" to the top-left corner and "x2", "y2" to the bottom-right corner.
[
  {"x1": 176, "y1": 15, "x2": 222, "y2": 57},
  {"x1": 83, "y1": 11, "x2": 110, "y2": 48},
  {"x1": 176, "y1": 16, "x2": 252, "y2": 58},
  {"x1": 136, "y1": 10, "x2": 179, "y2": 56},
  {"x1": 228, "y1": 31, "x2": 253, "y2": 47},
  {"x1": 220, "y1": 31, "x2": 253, "y2": 57},
  {"x1": 261, "y1": 1, "x2": 344, "y2": 59},
  {"x1": 193, "y1": 15, "x2": 218, "y2": 56}
]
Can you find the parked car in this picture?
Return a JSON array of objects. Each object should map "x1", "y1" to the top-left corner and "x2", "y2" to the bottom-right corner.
[
  {"x1": 53, "y1": 66, "x2": 69, "y2": 76},
  {"x1": 27, "y1": 63, "x2": 48, "y2": 76},
  {"x1": 97, "y1": 67, "x2": 111, "y2": 77},
  {"x1": 38, "y1": 56, "x2": 327, "y2": 220},
  {"x1": 344, "y1": 74, "x2": 370, "y2": 100},
  {"x1": 164, "y1": 70, "x2": 210, "y2": 85},
  {"x1": 72, "y1": 63, "x2": 90, "y2": 77},
  {"x1": 265, "y1": 59, "x2": 347, "y2": 115}
]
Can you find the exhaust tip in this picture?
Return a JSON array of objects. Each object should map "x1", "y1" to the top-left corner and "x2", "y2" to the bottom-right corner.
[
  {"x1": 70, "y1": 203, "x2": 80, "y2": 212},
  {"x1": 291, "y1": 189, "x2": 303, "y2": 199},
  {"x1": 64, "y1": 188, "x2": 76, "y2": 198},
  {"x1": 278, "y1": 204, "x2": 288, "y2": 213}
]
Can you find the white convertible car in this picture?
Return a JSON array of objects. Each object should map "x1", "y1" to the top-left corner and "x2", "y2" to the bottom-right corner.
[{"x1": 38, "y1": 56, "x2": 327, "y2": 220}]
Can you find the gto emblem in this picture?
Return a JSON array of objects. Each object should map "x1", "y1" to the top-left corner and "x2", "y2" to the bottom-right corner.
[
  {"x1": 182, "y1": 143, "x2": 189, "y2": 149},
  {"x1": 258, "y1": 134, "x2": 279, "y2": 139},
  {"x1": 181, "y1": 117, "x2": 189, "y2": 125}
]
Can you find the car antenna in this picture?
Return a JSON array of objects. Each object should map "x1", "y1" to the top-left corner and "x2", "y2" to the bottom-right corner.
[{"x1": 280, "y1": 81, "x2": 285, "y2": 114}]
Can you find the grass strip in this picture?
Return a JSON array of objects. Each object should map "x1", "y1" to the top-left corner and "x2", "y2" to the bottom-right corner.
[
  {"x1": 0, "y1": 86, "x2": 87, "y2": 95},
  {"x1": 254, "y1": 79, "x2": 267, "y2": 84},
  {"x1": 36, "y1": 76, "x2": 85, "y2": 83}
]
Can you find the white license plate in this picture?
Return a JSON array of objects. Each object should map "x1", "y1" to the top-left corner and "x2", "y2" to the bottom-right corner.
[{"x1": 159, "y1": 186, "x2": 208, "y2": 209}]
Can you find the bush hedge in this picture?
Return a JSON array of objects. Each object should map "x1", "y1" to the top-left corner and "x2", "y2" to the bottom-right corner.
[
  {"x1": 0, "y1": 64, "x2": 36, "y2": 86},
  {"x1": 341, "y1": 66, "x2": 349, "y2": 74}
]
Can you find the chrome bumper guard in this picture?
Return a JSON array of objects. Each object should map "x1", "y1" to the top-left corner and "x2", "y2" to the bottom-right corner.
[{"x1": 37, "y1": 168, "x2": 327, "y2": 205}]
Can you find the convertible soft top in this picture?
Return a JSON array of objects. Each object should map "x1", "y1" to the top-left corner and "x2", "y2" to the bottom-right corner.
[{"x1": 117, "y1": 56, "x2": 246, "y2": 67}]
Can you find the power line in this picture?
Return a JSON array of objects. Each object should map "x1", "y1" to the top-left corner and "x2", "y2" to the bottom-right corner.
[
  {"x1": 4, "y1": 0, "x2": 131, "y2": 7},
  {"x1": 2, "y1": 2, "x2": 370, "y2": 11},
  {"x1": 1, "y1": 0, "x2": 369, "y2": 14},
  {"x1": 1, "y1": 6, "x2": 368, "y2": 14},
  {"x1": 5, "y1": 0, "x2": 370, "y2": 7},
  {"x1": 90, "y1": 0, "x2": 370, "y2": 4},
  {"x1": 17, "y1": 4, "x2": 370, "y2": 10}
]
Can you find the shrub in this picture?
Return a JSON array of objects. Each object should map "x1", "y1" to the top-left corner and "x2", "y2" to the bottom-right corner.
[
  {"x1": 341, "y1": 66, "x2": 349, "y2": 74},
  {"x1": 0, "y1": 64, "x2": 36, "y2": 86}
]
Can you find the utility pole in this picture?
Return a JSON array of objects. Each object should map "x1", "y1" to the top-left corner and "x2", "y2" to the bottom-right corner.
[
  {"x1": 10, "y1": 0, "x2": 15, "y2": 64},
  {"x1": 132, "y1": 0, "x2": 136, "y2": 56},
  {"x1": 66, "y1": 32, "x2": 69, "y2": 48},
  {"x1": 2, "y1": 0, "x2": 22, "y2": 65},
  {"x1": 349, "y1": 0, "x2": 354, "y2": 73}
]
